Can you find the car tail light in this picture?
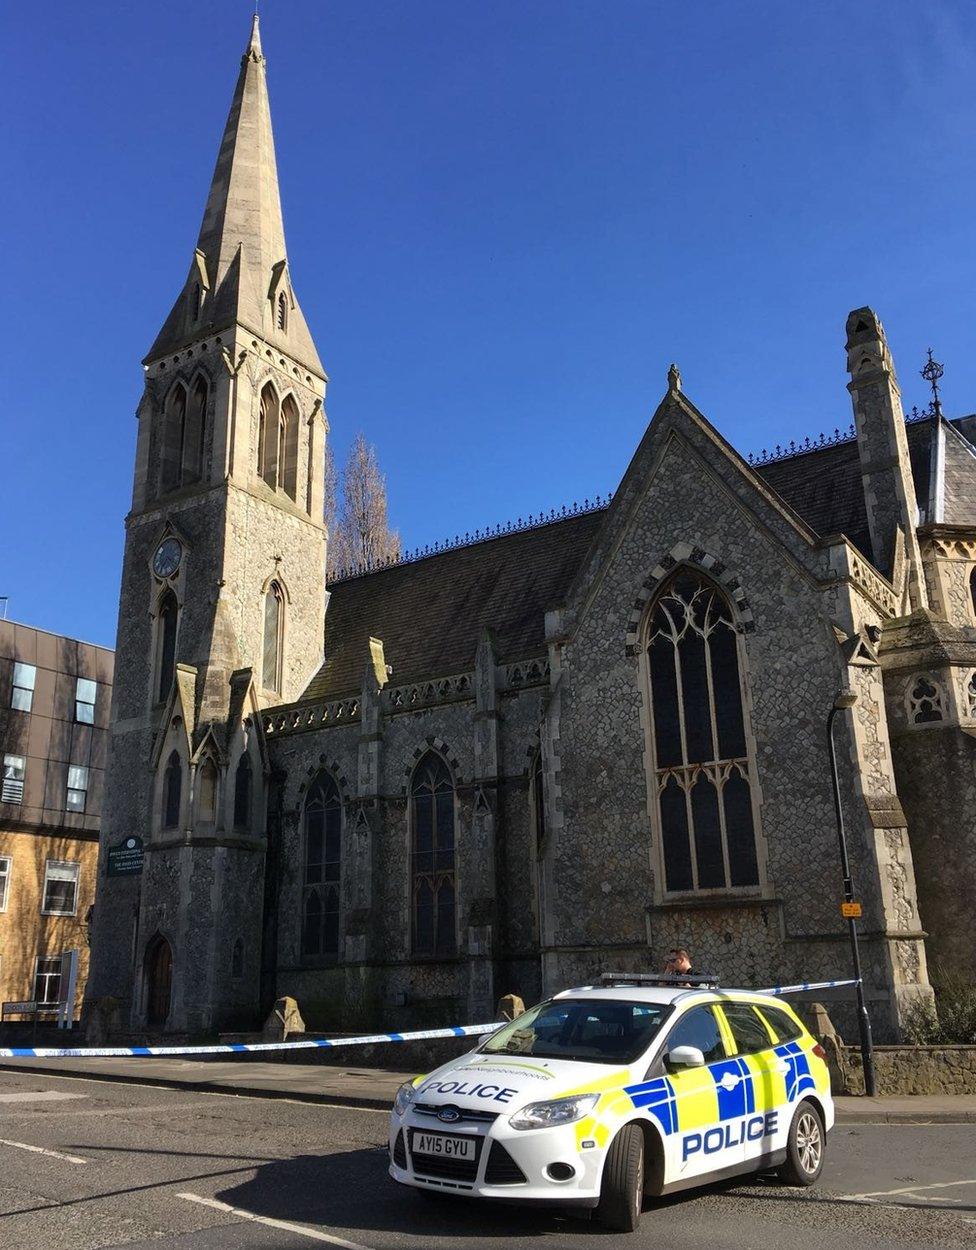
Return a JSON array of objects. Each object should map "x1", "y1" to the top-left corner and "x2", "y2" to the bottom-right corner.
[{"x1": 812, "y1": 1043, "x2": 826, "y2": 1060}]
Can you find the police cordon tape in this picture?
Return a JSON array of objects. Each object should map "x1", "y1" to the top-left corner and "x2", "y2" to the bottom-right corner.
[{"x1": 0, "y1": 979, "x2": 860, "y2": 1060}]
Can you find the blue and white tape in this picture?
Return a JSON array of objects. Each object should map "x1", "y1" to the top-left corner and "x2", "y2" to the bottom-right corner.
[
  {"x1": 759, "y1": 979, "x2": 860, "y2": 996},
  {"x1": 0, "y1": 1022, "x2": 503, "y2": 1060}
]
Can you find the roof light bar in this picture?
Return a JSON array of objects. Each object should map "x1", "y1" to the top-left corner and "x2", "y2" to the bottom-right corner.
[{"x1": 598, "y1": 972, "x2": 721, "y2": 989}]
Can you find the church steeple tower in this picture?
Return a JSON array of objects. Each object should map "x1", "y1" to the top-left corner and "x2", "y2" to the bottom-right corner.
[
  {"x1": 86, "y1": 17, "x2": 329, "y2": 1036},
  {"x1": 145, "y1": 13, "x2": 322, "y2": 375}
]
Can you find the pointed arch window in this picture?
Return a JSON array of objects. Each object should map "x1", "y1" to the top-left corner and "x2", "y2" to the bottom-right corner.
[
  {"x1": 301, "y1": 773, "x2": 342, "y2": 960},
  {"x1": 642, "y1": 569, "x2": 760, "y2": 893},
  {"x1": 263, "y1": 582, "x2": 284, "y2": 693},
  {"x1": 411, "y1": 753, "x2": 456, "y2": 956},
  {"x1": 233, "y1": 755, "x2": 252, "y2": 830},
  {"x1": 277, "y1": 291, "x2": 288, "y2": 332},
  {"x1": 182, "y1": 376, "x2": 207, "y2": 485},
  {"x1": 258, "y1": 383, "x2": 279, "y2": 490},
  {"x1": 162, "y1": 751, "x2": 182, "y2": 831},
  {"x1": 157, "y1": 591, "x2": 178, "y2": 703},
  {"x1": 161, "y1": 384, "x2": 187, "y2": 493},
  {"x1": 530, "y1": 749, "x2": 546, "y2": 858},
  {"x1": 196, "y1": 758, "x2": 218, "y2": 825},
  {"x1": 280, "y1": 395, "x2": 299, "y2": 502}
]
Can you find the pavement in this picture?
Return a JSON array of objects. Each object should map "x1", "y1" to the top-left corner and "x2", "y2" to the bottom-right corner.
[
  {"x1": 1, "y1": 1067, "x2": 976, "y2": 1249},
  {"x1": 1, "y1": 1054, "x2": 975, "y2": 1122}
]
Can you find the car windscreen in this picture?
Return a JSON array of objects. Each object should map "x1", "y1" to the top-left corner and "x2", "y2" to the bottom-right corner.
[{"x1": 480, "y1": 998, "x2": 672, "y2": 1065}]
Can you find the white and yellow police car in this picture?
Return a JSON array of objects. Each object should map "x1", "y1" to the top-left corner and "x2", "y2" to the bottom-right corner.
[{"x1": 389, "y1": 974, "x2": 833, "y2": 1232}]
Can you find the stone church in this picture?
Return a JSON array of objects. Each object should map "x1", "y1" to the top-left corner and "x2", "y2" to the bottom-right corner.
[{"x1": 86, "y1": 18, "x2": 976, "y2": 1042}]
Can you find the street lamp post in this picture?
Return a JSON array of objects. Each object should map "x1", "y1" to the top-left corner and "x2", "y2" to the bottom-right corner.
[{"x1": 827, "y1": 690, "x2": 878, "y2": 1098}]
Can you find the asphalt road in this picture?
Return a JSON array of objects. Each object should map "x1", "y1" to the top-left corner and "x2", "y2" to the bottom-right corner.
[{"x1": 0, "y1": 1069, "x2": 974, "y2": 1250}]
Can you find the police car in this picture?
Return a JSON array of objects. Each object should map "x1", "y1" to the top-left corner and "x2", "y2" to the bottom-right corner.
[{"x1": 389, "y1": 973, "x2": 833, "y2": 1232}]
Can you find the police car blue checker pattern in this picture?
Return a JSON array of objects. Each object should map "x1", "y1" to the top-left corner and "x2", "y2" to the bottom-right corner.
[
  {"x1": 776, "y1": 1041, "x2": 816, "y2": 1102},
  {"x1": 710, "y1": 1057, "x2": 756, "y2": 1120},
  {"x1": 624, "y1": 1077, "x2": 678, "y2": 1134}
]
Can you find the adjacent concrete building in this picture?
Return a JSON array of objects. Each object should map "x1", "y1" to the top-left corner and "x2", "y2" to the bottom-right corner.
[
  {"x1": 0, "y1": 620, "x2": 111, "y2": 1020},
  {"x1": 85, "y1": 18, "x2": 976, "y2": 1041}
]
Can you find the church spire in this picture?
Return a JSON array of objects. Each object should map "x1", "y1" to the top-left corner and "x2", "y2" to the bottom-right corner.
[{"x1": 145, "y1": 16, "x2": 323, "y2": 374}]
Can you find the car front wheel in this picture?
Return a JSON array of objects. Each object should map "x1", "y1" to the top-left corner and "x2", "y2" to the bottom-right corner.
[
  {"x1": 596, "y1": 1124, "x2": 644, "y2": 1232},
  {"x1": 777, "y1": 1100, "x2": 825, "y2": 1186}
]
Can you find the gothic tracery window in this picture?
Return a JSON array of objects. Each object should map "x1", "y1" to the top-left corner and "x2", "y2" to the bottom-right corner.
[
  {"x1": 301, "y1": 773, "x2": 342, "y2": 960},
  {"x1": 411, "y1": 753, "x2": 456, "y2": 956},
  {"x1": 181, "y1": 376, "x2": 207, "y2": 485},
  {"x1": 258, "y1": 382, "x2": 278, "y2": 490},
  {"x1": 263, "y1": 581, "x2": 284, "y2": 692},
  {"x1": 162, "y1": 751, "x2": 182, "y2": 830},
  {"x1": 279, "y1": 395, "x2": 299, "y2": 502},
  {"x1": 197, "y1": 758, "x2": 218, "y2": 825},
  {"x1": 908, "y1": 674, "x2": 945, "y2": 724},
  {"x1": 642, "y1": 569, "x2": 760, "y2": 893},
  {"x1": 161, "y1": 383, "x2": 187, "y2": 493}
]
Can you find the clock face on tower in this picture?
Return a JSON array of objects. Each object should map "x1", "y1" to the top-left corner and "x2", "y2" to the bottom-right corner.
[{"x1": 152, "y1": 537, "x2": 183, "y2": 579}]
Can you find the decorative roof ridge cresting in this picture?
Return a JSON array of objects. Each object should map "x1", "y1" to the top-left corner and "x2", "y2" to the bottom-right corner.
[
  {"x1": 747, "y1": 405, "x2": 935, "y2": 468},
  {"x1": 327, "y1": 494, "x2": 613, "y2": 584}
]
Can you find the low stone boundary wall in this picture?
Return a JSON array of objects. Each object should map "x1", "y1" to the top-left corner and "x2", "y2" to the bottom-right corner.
[{"x1": 825, "y1": 1038, "x2": 976, "y2": 1095}]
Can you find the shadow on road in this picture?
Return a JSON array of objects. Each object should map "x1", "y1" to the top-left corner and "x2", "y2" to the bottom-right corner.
[{"x1": 218, "y1": 1147, "x2": 756, "y2": 1241}]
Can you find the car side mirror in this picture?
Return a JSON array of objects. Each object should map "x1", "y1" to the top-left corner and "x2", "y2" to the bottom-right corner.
[{"x1": 667, "y1": 1045, "x2": 705, "y2": 1070}]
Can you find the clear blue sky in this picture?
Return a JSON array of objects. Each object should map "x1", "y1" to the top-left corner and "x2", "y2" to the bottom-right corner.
[{"x1": 4, "y1": 1, "x2": 976, "y2": 648}]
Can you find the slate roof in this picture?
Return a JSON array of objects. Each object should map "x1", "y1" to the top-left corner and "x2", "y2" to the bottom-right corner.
[
  {"x1": 303, "y1": 510, "x2": 605, "y2": 700},
  {"x1": 300, "y1": 414, "x2": 976, "y2": 704}
]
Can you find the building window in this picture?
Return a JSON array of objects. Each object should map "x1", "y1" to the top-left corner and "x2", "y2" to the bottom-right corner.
[
  {"x1": 42, "y1": 860, "x2": 79, "y2": 916},
  {"x1": 75, "y1": 678, "x2": 97, "y2": 724},
  {"x1": 34, "y1": 956, "x2": 63, "y2": 1007},
  {"x1": 279, "y1": 395, "x2": 299, "y2": 502},
  {"x1": 11, "y1": 662, "x2": 36, "y2": 712},
  {"x1": 182, "y1": 375, "x2": 207, "y2": 485},
  {"x1": 66, "y1": 765, "x2": 90, "y2": 813},
  {"x1": 0, "y1": 855, "x2": 10, "y2": 910},
  {"x1": 642, "y1": 569, "x2": 760, "y2": 893},
  {"x1": 411, "y1": 752, "x2": 456, "y2": 956},
  {"x1": 161, "y1": 382, "x2": 188, "y2": 493},
  {"x1": 163, "y1": 751, "x2": 182, "y2": 830},
  {"x1": 233, "y1": 755, "x2": 251, "y2": 830},
  {"x1": 301, "y1": 773, "x2": 342, "y2": 960},
  {"x1": 258, "y1": 382, "x2": 278, "y2": 490},
  {"x1": 908, "y1": 674, "x2": 945, "y2": 724},
  {"x1": 197, "y1": 758, "x2": 218, "y2": 824},
  {"x1": 263, "y1": 582, "x2": 284, "y2": 692},
  {"x1": 277, "y1": 291, "x2": 288, "y2": 331},
  {"x1": 2, "y1": 754, "x2": 25, "y2": 805},
  {"x1": 157, "y1": 591, "x2": 179, "y2": 703},
  {"x1": 970, "y1": 567, "x2": 976, "y2": 622}
]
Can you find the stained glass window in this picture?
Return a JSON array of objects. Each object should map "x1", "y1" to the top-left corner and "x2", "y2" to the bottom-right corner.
[{"x1": 411, "y1": 753, "x2": 456, "y2": 956}]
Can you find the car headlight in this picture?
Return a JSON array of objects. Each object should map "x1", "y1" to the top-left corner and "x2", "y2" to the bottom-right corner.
[
  {"x1": 393, "y1": 1081, "x2": 418, "y2": 1117},
  {"x1": 508, "y1": 1093, "x2": 600, "y2": 1131}
]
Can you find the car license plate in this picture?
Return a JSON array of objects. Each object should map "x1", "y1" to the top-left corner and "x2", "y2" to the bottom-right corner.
[{"x1": 412, "y1": 1132, "x2": 476, "y2": 1160}]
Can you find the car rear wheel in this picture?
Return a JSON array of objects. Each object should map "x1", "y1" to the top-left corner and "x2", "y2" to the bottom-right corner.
[
  {"x1": 596, "y1": 1124, "x2": 644, "y2": 1232},
  {"x1": 777, "y1": 1100, "x2": 825, "y2": 1187}
]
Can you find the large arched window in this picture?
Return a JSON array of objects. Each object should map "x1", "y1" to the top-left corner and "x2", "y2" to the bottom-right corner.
[
  {"x1": 642, "y1": 569, "x2": 759, "y2": 893},
  {"x1": 263, "y1": 582, "x2": 284, "y2": 692},
  {"x1": 233, "y1": 755, "x2": 251, "y2": 830},
  {"x1": 301, "y1": 773, "x2": 342, "y2": 960},
  {"x1": 182, "y1": 376, "x2": 207, "y2": 485},
  {"x1": 279, "y1": 395, "x2": 299, "y2": 502},
  {"x1": 162, "y1": 751, "x2": 182, "y2": 830},
  {"x1": 157, "y1": 591, "x2": 178, "y2": 703},
  {"x1": 161, "y1": 383, "x2": 187, "y2": 493},
  {"x1": 411, "y1": 753, "x2": 456, "y2": 956},
  {"x1": 258, "y1": 382, "x2": 279, "y2": 490}
]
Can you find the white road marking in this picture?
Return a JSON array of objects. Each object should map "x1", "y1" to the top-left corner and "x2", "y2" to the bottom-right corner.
[
  {"x1": 177, "y1": 1193, "x2": 374, "y2": 1248},
  {"x1": 0, "y1": 1137, "x2": 87, "y2": 1164},
  {"x1": 842, "y1": 1178, "x2": 976, "y2": 1204},
  {"x1": 0, "y1": 1090, "x2": 87, "y2": 1103}
]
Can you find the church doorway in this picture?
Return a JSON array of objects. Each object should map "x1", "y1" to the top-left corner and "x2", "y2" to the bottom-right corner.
[{"x1": 145, "y1": 935, "x2": 173, "y2": 1029}]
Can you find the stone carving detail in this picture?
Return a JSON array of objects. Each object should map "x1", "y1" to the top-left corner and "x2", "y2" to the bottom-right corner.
[
  {"x1": 263, "y1": 697, "x2": 360, "y2": 736},
  {"x1": 502, "y1": 659, "x2": 550, "y2": 689},
  {"x1": 966, "y1": 672, "x2": 976, "y2": 719},
  {"x1": 386, "y1": 672, "x2": 472, "y2": 711},
  {"x1": 847, "y1": 548, "x2": 897, "y2": 617}
]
